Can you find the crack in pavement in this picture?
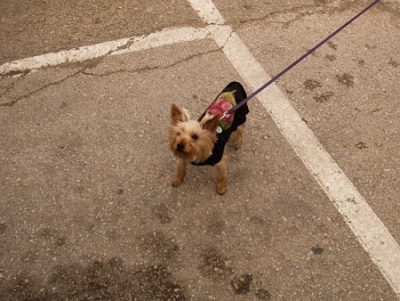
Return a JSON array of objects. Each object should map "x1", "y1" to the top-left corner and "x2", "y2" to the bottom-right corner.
[
  {"x1": 236, "y1": 4, "x2": 319, "y2": 27},
  {"x1": 0, "y1": 47, "x2": 221, "y2": 107},
  {"x1": 235, "y1": 3, "x2": 377, "y2": 30},
  {"x1": 82, "y1": 48, "x2": 221, "y2": 78},
  {"x1": 0, "y1": 70, "x2": 82, "y2": 107},
  {"x1": 0, "y1": 75, "x2": 26, "y2": 100}
]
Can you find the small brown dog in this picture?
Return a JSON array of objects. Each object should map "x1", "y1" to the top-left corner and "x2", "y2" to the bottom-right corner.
[{"x1": 169, "y1": 82, "x2": 249, "y2": 195}]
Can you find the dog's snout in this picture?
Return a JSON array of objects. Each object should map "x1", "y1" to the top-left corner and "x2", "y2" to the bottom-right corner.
[{"x1": 177, "y1": 143, "x2": 185, "y2": 151}]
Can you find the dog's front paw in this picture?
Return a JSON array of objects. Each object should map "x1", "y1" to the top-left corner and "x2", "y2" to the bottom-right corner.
[
  {"x1": 172, "y1": 177, "x2": 184, "y2": 187},
  {"x1": 216, "y1": 183, "x2": 227, "y2": 195}
]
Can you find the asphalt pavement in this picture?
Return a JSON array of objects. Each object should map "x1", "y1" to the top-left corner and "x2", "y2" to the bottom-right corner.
[{"x1": 1, "y1": 0, "x2": 400, "y2": 300}]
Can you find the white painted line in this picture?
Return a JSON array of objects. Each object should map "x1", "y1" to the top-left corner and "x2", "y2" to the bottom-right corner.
[
  {"x1": 0, "y1": 38, "x2": 130, "y2": 75},
  {"x1": 0, "y1": 27, "x2": 211, "y2": 75},
  {"x1": 196, "y1": 2, "x2": 400, "y2": 298},
  {"x1": 219, "y1": 30, "x2": 400, "y2": 296},
  {"x1": 111, "y1": 26, "x2": 211, "y2": 56},
  {"x1": 186, "y1": 0, "x2": 225, "y2": 24}
]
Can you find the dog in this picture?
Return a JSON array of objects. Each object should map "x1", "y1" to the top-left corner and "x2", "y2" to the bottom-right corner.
[{"x1": 169, "y1": 82, "x2": 249, "y2": 195}]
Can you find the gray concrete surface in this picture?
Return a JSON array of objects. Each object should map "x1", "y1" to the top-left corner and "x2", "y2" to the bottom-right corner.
[
  {"x1": 0, "y1": 0, "x2": 203, "y2": 65},
  {"x1": 1, "y1": 0, "x2": 400, "y2": 300},
  {"x1": 238, "y1": 1, "x2": 400, "y2": 243}
]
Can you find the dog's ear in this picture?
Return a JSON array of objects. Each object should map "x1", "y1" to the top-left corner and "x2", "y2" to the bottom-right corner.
[
  {"x1": 170, "y1": 104, "x2": 189, "y2": 125},
  {"x1": 200, "y1": 114, "x2": 220, "y2": 132}
]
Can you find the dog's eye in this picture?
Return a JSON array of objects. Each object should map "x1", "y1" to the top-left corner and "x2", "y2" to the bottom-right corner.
[
  {"x1": 192, "y1": 134, "x2": 198, "y2": 141},
  {"x1": 176, "y1": 132, "x2": 181, "y2": 136}
]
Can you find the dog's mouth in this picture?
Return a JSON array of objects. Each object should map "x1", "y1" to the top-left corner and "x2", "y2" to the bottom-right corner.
[
  {"x1": 173, "y1": 144, "x2": 194, "y2": 160},
  {"x1": 176, "y1": 148, "x2": 188, "y2": 156},
  {"x1": 170, "y1": 142, "x2": 198, "y2": 161}
]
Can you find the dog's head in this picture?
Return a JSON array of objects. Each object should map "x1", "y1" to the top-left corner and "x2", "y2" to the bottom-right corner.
[{"x1": 169, "y1": 104, "x2": 219, "y2": 163}]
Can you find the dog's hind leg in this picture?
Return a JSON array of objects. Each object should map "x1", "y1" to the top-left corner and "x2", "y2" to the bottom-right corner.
[
  {"x1": 232, "y1": 124, "x2": 245, "y2": 150},
  {"x1": 215, "y1": 155, "x2": 228, "y2": 195}
]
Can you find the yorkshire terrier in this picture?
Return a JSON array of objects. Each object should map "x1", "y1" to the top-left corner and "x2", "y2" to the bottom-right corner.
[{"x1": 169, "y1": 82, "x2": 249, "y2": 195}]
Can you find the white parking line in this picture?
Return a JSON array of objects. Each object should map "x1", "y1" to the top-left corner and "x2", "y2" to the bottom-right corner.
[
  {"x1": 111, "y1": 26, "x2": 211, "y2": 56},
  {"x1": 0, "y1": 37, "x2": 130, "y2": 75},
  {"x1": 215, "y1": 26, "x2": 400, "y2": 296},
  {"x1": 187, "y1": 0, "x2": 225, "y2": 24},
  {"x1": 0, "y1": 27, "x2": 211, "y2": 75},
  {"x1": 1, "y1": 1, "x2": 399, "y2": 297},
  {"x1": 187, "y1": 0, "x2": 400, "y2": 297}
]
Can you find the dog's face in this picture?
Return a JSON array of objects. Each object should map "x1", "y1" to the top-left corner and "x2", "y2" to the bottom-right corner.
[{"x1": 169, "y1": 104, "x2": 219, "y2": 163}]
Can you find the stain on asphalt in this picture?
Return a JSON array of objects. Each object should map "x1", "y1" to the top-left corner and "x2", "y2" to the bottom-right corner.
[
  {"x1": 39, "y1": 227, "x2": 66, "y2": 246},
  {"x1": 205, "y1": 214, "x2": 225, "y2": 236},
  {"x1": 200, "y1": 248, "x2": 233, "y2": 280},
  {"x1": 0, "y1": 222, "x2": 7, "y2": 235},
  {"x1": 313, "y1": 91, "x2": 335, "y2": 103},
  {"x1": 356, "y1": 141, "x2": 368, "y2": 149},
  {"x1": 311, "y1": 246, "x2": 324, "y2": 255},
  {"x1": 20, "y1": 250, "x2": 38, "y2": 264},
  {"x1": 389, "y1": 58, "x2": 399, "y2": 67},
  {"x1": 255, "y1": 288, "x2": 272, "y2": 300},
  {"x1": 336, "y1": 73, "x2": 354, "y2": 87},
  {"x1": 0, "y1": 258, "x2": 187, "y2": 301},
  {"x1": 139, "y1": 231, "x2": 179, "y2": 262},
  {"x1": 106, "y1": 229, "x2": 121, "y2": 240},
  {"x1": 304, "y1": 79, "x2": 322, "y2": 90},
  {"x1": 152, "y1": 203, "x2": 172, "y2": 224},
  {"x1": 230, "y1": 274, "x2": 253, "y2": 294},
  {"x1": 325, "y1": 54, "x2": 336, "y2": 61},
  {"x1": 327, "y1": 41, "x2": 338, "y2": 50}
]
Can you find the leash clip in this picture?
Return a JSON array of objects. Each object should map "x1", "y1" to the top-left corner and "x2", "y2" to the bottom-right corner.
[{"x1": 220, "y1": 111, "x2": 229, "y2": 121}]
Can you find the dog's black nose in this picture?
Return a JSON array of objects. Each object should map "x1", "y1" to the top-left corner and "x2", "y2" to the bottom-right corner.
[{"x1": 177, "y1": 143, "x2": 185, "y2": 151}]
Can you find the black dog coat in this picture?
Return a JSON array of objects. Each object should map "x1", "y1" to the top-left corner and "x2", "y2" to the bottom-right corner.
[{"x1": 191, "y1": 82, "x2": 249, "y2": 166}]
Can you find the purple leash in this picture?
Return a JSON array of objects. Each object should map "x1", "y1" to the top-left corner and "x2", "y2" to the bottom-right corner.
[{"x1": 227, "y1": 0, "x2": 381, "y2": 115}]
